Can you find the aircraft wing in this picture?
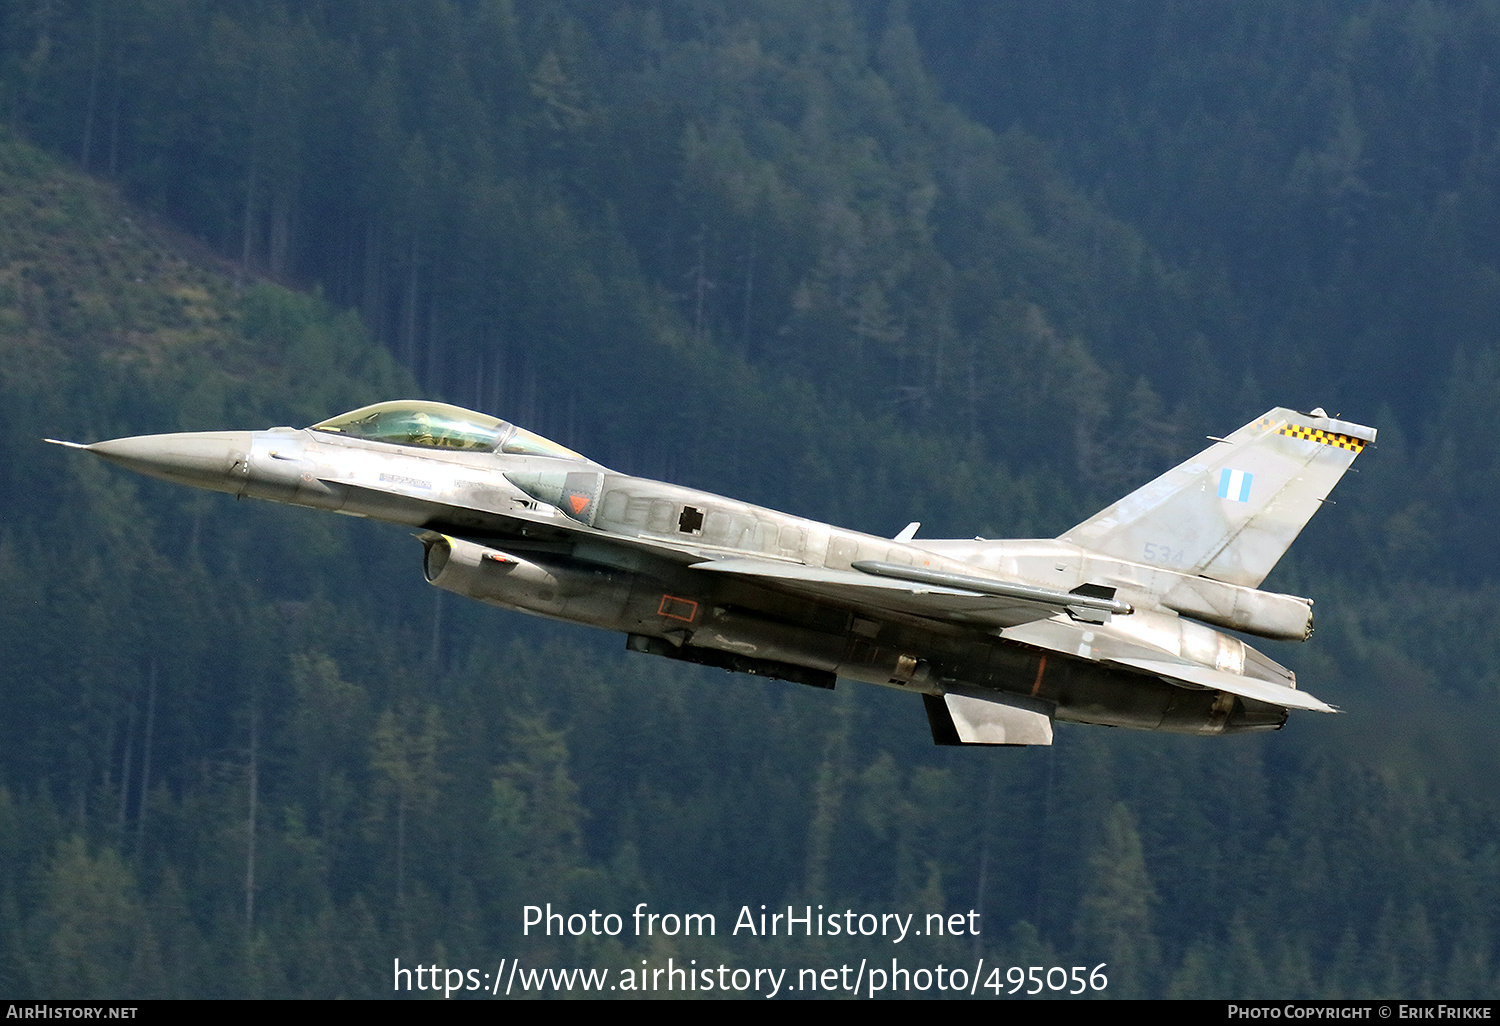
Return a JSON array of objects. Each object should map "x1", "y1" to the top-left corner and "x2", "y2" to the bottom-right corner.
[
  {"x1": 691, "y1": 557, "x2": 1086, "y2": 630},
  {"x1": 378, "y1": 490, "x2": 1089, "y2": 631}
]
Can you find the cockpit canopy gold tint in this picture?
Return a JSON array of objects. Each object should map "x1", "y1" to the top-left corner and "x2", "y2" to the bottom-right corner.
[{"x1": 310, "y1": 401, "x2": 583, "y2": 460}]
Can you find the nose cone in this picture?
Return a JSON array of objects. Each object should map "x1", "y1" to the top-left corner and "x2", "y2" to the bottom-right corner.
[{"x1": 88, "y1": 431, "x2": 254, "y2": 493}]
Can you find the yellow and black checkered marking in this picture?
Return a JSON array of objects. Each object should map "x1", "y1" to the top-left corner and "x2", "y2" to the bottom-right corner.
[{"x1": 1277, "y1": 424, "x2": 1366, "y2": 452}]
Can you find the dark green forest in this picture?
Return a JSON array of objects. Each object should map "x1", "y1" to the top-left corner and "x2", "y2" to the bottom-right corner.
[{"x1": 0, "y1": 0, "x2": 1497, "y2": 998}]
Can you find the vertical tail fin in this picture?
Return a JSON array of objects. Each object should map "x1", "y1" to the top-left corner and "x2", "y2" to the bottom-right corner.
[{"x1": 1059, "y1": 408, "x2": 1375, "y2": 587}]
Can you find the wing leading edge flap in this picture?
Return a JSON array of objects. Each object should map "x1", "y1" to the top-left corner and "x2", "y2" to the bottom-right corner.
[
  {"x1": 693, "y1": 557, "x2": 1109, "y2": 630},
  {"x1": 924, "y1": 686, "x2": 1055, "y2": 746}
]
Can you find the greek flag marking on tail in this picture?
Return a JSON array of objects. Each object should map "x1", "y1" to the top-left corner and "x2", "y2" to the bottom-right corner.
[{"x1": 1218, "y1": 467, "x2": 1253, "y2": 503}]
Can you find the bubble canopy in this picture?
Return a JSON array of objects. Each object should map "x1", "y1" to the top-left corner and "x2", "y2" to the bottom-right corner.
[{"x1": 309, "y1": 400, "x2": 584, "y2": 459}]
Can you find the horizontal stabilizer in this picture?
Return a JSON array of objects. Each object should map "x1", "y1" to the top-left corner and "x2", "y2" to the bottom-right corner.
[{"x1": 1109, "y1": 656, "x2": 1337, "y2": 713}]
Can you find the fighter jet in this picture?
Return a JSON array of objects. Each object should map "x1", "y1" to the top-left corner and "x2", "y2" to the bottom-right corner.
[{"x1": 50, "y1": 402, "x2": 1373, "y2": 746}]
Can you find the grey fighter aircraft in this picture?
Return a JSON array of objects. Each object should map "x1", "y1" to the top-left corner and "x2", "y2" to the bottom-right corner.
[{"x1": 50, "y1": 402, "x2": 1373, "y2": 746}]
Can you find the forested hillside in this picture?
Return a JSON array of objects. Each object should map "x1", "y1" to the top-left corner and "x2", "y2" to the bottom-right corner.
[{"x1": 0, "y1": 0, "x2": 1497, "y2": 999}]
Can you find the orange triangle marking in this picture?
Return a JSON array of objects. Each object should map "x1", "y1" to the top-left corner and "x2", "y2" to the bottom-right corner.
[{"x1": 568, "y1": 493, "x2": 589, "y2": 514}]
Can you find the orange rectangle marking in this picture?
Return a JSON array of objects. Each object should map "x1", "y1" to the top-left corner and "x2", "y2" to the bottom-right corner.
[{"x1": 658, "y1": 595, "x2": 699, "y2": 623}]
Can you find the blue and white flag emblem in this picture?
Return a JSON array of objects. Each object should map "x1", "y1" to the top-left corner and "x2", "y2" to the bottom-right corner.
[{"x1": 1218, "y1": 467, "x2": 1253, "y2": 503}]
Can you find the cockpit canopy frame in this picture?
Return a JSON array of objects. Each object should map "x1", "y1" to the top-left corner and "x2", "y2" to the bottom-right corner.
[{"x1": 309, "y1": 400, "x2": 583, "y2": 460}]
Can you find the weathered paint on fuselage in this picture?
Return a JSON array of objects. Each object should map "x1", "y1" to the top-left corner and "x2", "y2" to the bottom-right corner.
[
  {"x1": 217, "y1": 425, "x2": 1287, "y2": 737},
  {"x1": 64, "y1": 401, "x2": 1371, "y2": 746}
]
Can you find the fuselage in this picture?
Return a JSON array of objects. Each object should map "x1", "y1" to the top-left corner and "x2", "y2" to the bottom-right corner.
[{"x1": 76, "y1": 402, "x2": 1295, "y2": 740}]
